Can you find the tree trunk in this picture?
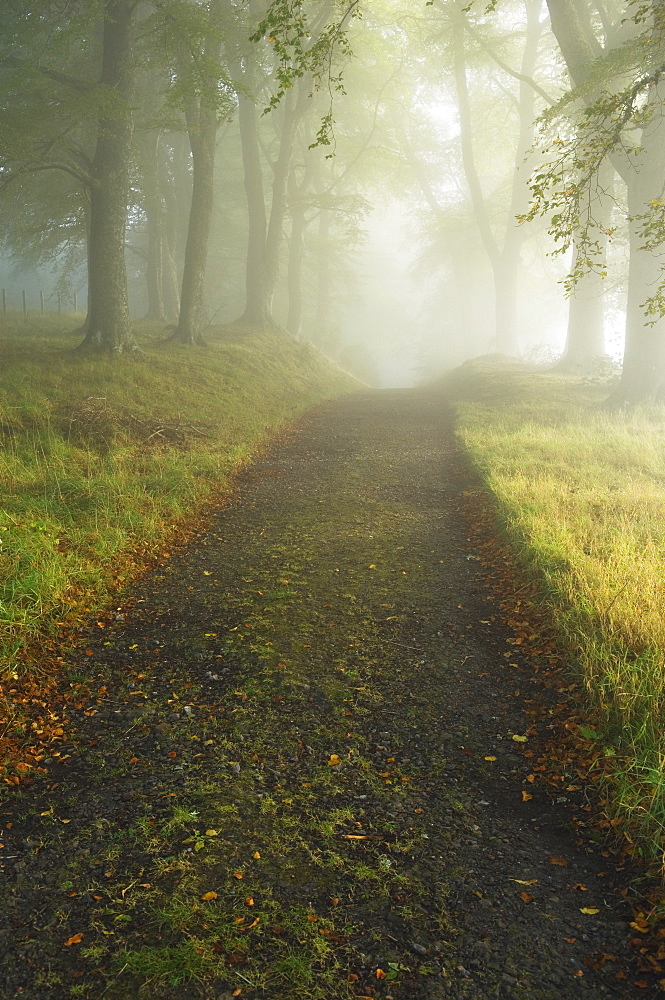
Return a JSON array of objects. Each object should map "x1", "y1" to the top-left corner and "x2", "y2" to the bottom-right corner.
[
  {"x1": 547, "y1": 0, "x2": 665, "y2": 401},
  {"x1": 264, "y1": 87, "x2": 307, "y2": 313},
  {"x1": 314, "y1": 205, "x2": 332, "y2": 349},
  {"x1": 612, "y1": 150, "x2": 665, "y2": 403},
  {"x1": 142, "y1": 131, "x2": 166, "y2": 322},
  {"x1": 79, "y1": 0, "x2": 135, "y2": 353},
  {"x1": 286, "y1": 182, "x2": 307, "y2": 337},
  {"x1": 237, "y1": 88, "x2": 271, "y2": 327},
  {"x1": 174, "y1": 0, "x2": 225, "y2": 346},
  {"x1": 158, "y1": 138, "x2": 181, "y2": 322}
]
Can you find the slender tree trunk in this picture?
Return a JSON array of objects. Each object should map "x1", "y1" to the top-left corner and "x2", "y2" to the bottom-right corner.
[
  {"x1": 286, "y1": 169, "x2": 310, "y2": 338},
  {"x1": 79, "y1": 0, "x2": 135, "y2": 353},
  {"x1": 142, "y1": 132, "x2": 166, "y2": 321},
  {"x1": 174, "y1": 0, "x2": 224, "y2": 346},
  {"x1": 264, "y1": 87, "x2": 306, "y2": 312},
  {"x1": 314, "y1": 205, "x2": 332, "y2": 348},
  {"x1": 158, "y1": 138, "x2": 180, "y2": 322},
  {"x1": 612, "y1": 143, "x2": 665, "y2": 403},
  {"x1": 237, "y1": 88, "x2": 271, "y2": 327}
]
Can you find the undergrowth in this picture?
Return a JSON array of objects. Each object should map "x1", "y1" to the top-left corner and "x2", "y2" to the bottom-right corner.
[
  {"x1": 0, "y1": 317, "x2": 359, "y2": 685},
  {"x1": 447, "y1": 360, "x2": 665, "y2": 872}
]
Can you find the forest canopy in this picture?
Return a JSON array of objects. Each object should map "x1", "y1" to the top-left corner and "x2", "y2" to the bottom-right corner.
[{"x1": 2, "y1": 0, "x2": 665, "y2": 401}]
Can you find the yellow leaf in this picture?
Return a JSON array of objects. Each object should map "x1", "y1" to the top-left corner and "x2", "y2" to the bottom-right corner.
[
  {"x1": 368, "y1": 564, "x2": 376, "y2": 569},
  {"x1": 201, "y1": 891, "x2": 218, "y2": 901},
  {"x1": 253, "y1": 851, "x2": 261, "y2": 859},
  {"x1": 327, "y1": 754, "x2": 342, "y2": 766},
  {"x1": 205, "y1": 829, "x2": 218, "y2": 837},
  {"x1": 512, "y1": 734, "x2": 527, "y2": 743},
  {"x1": 510, "y1": 879, "x2": 538, "y2": 885},
  {"x1": 521, "y1": 791, "x2": 532, "y2": 802},
  {"x1": 484, "y1": 756, "x2": 497, "y2": 761},
  {"x1": 580, "y1": 907, "x2": 599, "y2": 915}
]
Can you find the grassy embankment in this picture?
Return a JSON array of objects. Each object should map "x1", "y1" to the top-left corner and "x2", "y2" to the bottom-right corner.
[
  {"x1": 447, "y1": 361, "x2": 665, "y2": 872},
  {"x1": 0, "y1": 318, "x2": 360, "y2": 686}
]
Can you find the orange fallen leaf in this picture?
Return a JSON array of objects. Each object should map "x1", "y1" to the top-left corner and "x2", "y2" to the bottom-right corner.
[
  {"x1": 520, "y1": 892, "x2": 535, "y2": 904},
  {"x1": 233, "y1": 872, "x2": 243, "y2": 879},
  {"x1": 245, "y1": 897, "x2": 254, "y2": 906},
  {"x1": 550, "y1": 856, "x2": 567, "y2": 866},
  {"x1": 232, "y1": 991, "x2": 242, "y2": 996},
  {"x1": 307, "y1": 914, "x2": 318, "y2": 922},
  {"x1": 253, "y1": 851, "x2": 261, "y2": 859},
  {"x1": 64, "y1": 933, "x2": 84, "y2": 946},
  {"x1": 347, "y1": 973, "x2": 359, "y2": 983},
  {"x1": 376, "y1": 968, "x2": 387, "y2": 979},
  {"x1": 201, "y1": 891, "x2": 218, "y2": 901},
  {"x1": 521, "y1": 791, "x2": 532, "y2": 802},
  {"x1": 246, "y1": 917, "x2": 260, "y2": 929}
]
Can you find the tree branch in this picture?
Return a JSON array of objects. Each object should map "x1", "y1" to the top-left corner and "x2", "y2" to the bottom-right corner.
[{"x1": 465, "y1": 22, "x2": 557, "y2": 106}]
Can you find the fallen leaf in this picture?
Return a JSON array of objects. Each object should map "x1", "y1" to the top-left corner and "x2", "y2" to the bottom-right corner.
[
  {"x1": 245, "y1": 897, "x2": 254, "y2": 906},
  {"x1": 580, "y1": 907, "x2": 600, "y2": 915},
  {"x1": 376, "y1": 968, "x2": 387, "y2": 979},
  {"x1": 232, "y1": 991, "x2": 242, "y2": 997},
  {"x1": 550, "y1": 856, "x2": 568, "y2": 866},
  {"x1": 510, "y1": 879, "x2": 538, "y2": 885},
  {"x1": 484, "y1": 756, "x2": 497, "y2": 761},
  {"x1": 205, "y1": 829, "x2": 218, "y2": 837},
  {"x1": 64, "y1": 933, "x2": 84, "y2": 946},
  {"x1": 253, "y1": 851, "x2": 261, "y2": 859},
  {"x1": 233, "y1": 872, "x2": 244, "y2": 879},
  {"x1": 521, "y1": 791, "x2": 533, "y2": 802},
  {"x1": 327, "y1": 754, "x2": 342, "y2": 766},
  {"x1": 246, "y1": 918, "x2": 260, "y2": 929},
  {"x1": 512, "y1": 734, "x2": 527, "y2": 743},
  {"x1": 520, "y1": 892, "x2": 535, "y2": 904}
]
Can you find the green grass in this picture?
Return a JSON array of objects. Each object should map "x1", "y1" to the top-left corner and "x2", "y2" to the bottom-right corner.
[
  {"x1": 447, "y1": 360, "x2": 665, "y2": 870},
  {"x1": 0, "y1": 317, "x2": 360, "y2": 683}
]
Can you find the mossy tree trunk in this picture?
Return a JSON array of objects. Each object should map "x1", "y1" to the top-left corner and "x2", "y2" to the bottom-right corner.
[
  {"x1": 79, "y1": 0, "x2": 136, "y2": 353},
  {"x1": 173, "y1": 0, "x2": 226, "y2": 347}
]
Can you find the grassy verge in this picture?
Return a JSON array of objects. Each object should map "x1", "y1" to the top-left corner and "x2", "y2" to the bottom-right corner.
[
  {"x1": 446, "y1": 360, "x2": 665, "y2": 871},
  {"x1": 0, "y1": 317, "x2": 360, "y2": 683}
]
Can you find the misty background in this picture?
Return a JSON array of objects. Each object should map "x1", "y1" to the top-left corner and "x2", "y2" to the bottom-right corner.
[{"x1": 1, "y1": 0, "x2": 660, "y2": 390}]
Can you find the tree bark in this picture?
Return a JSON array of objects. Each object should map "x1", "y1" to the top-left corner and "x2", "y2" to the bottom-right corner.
[
  {"x1": 158, "y1": 137, "x2": 181, "y2": 322},
  {"x1": 286, "y1": 165, "x2": 311, "y2": 338},
  {"x1": 237, "y1": 86, "x2": 272, "y2": 327},
  {"x1": 79, "y1": 0, "x2": 136, "y2": 353},
  {"x1": 547, "y1": 0, "x2": 665, "y2": 401},
  {"x1": 142, "y1": 131, "x2": 166, "y2": 321},
  {"x1": 174, "y1": 0, "x2": 225, "y2": 346}
]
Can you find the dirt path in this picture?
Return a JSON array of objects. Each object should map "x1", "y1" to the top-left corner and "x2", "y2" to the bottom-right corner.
[{"x1": 0, "y1": 388, "x2": 654, "y2": 999}]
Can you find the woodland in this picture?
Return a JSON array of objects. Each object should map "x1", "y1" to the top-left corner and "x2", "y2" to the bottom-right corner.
[{"x1": 2, "y1": 0, "x2": 665, "y2": 400}]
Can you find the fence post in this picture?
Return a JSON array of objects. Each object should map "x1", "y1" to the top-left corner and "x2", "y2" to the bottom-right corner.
[{"x1": 22, "y1": 290, "x2": 27, "y2": 318}]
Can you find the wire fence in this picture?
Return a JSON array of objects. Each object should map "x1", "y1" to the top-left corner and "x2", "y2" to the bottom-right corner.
[{"x1": 1, "y1": 289, "x2": 83, "y2": 318}]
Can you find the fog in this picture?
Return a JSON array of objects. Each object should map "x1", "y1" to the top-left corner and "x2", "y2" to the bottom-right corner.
[{"x1": 3, "y1": 0, "x2": 661, "y2": 398}]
